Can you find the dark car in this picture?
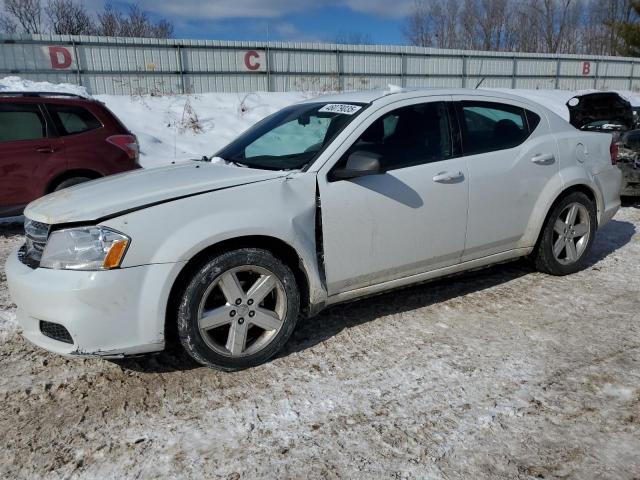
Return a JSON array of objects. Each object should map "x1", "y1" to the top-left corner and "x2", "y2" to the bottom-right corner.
[
  {"x1": 566, "y1": 92, "x2": 639, "y2": 196},
  {"x1": 0, "y1": 92, "x2": 140, "y2": 217}
]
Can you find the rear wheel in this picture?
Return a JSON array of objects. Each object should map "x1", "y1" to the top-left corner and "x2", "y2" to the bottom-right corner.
[
  {"x1": 53, "y1": 176, "x2": 93, "y2": 191},
  {"x1": 533, "y1": 191, "x2": 596, "y2": 275},
  {"x1": 177, "y1": 248, "x2": 300, "y2": 371}
]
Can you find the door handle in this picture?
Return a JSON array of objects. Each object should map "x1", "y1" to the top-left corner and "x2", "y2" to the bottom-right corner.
[
  {"x1": 36, "y1": 146, "x2": 56, "y2": 154},
  {"x1": 531, "y1": 153, "x2": 555, "y2": 165},
  {"x1": 432, "y1": 171, "x2": 464, "y2": 183}
]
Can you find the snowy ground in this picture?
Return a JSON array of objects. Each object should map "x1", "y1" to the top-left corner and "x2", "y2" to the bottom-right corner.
[
  {"x1": 0, "y1": 203, "x2": 638, "y2": 479},
  {"x1": 1, "y1": 77, "x2": 639, "y2": 478}
]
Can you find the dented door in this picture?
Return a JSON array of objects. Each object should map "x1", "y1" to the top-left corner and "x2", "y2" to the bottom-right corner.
[{"x1": 317, "y1": 98, "x2": 469, "y2": 296}]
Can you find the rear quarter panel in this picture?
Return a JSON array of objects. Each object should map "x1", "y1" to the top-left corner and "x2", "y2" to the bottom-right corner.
[
  {"x1": 517, "y1": 111, "x2": 615, "y2": 247},
  {"x1": 554, "y1": 123, "x2": 619, "y2": 226},
  {"x1": 47, "y1": 100, "x2": 139, "y2": 182}
]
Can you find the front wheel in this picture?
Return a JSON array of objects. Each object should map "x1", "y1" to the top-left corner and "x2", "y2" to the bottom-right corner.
[
  {"x1": 177, "y1": 248, "x2": 300, "y2": 371},
  {"x1": 532, "y1": 191, "x2": 597, "y2": 275}
]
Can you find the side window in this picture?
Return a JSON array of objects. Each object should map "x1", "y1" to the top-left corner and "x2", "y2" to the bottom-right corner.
[
  {"x1": 342, "y1": 101, "x2": 452, "y2": 171},
  {"x1": 0, "y1": 104, "x2": 47, "y2": 142},
  {"x1": 48, "y1": 105, "x2": 102, "y2": 135},
  {"x1": 459, "y1": 101, "x2": 529, "y2": 155},
  {"x1": 526, "y1": 110, "x2": 541, "y2": 132}
]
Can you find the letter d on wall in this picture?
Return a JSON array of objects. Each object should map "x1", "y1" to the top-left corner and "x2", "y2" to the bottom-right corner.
[{"x1": 48, "y1": 46, "x2": 73, "y2": 69}]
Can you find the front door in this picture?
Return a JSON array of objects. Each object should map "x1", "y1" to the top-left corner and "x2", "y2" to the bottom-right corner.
[{"x1": 318, "y1": 98, "x2": 469, "y2": 295}]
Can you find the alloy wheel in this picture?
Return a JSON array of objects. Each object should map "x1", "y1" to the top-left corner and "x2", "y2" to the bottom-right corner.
[
  {"x1": 552, "y1": 202, "x2": 591, "y2": 265},
  {"x1": 196, "y1": 265, "x2": 287, "y2": 357}
]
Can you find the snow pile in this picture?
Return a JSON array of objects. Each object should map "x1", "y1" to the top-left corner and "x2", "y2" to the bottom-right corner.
[
  {"x1": 383, "y1": 84, "x2": 404, "y2": 95},
  {"x1": 0, "y1": 310, "x2": 16, "y2": 333},
  {"x1": 95, "y1": 91, "x2": 314, "y2": 167},
  {"x1": 0, "y1": 76, "x2": 90, "y2": 97},
  {"x1": 3, "y1": 75, "x2": 640, "y2": 168}
]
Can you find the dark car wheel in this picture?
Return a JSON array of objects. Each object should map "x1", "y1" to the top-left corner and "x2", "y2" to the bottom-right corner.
[
  {"x1": 53, "y1": 176, "x2": 93, "y2": 191},
  {"x1": 532, "y1": 191, "x2": 597, "y2": 275},
  {"x1": 177, "y1": 248, "x2": 300, "y2": 371}
]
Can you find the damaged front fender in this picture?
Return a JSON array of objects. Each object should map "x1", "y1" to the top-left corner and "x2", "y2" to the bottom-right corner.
[{"x1": 102, "y1": 172, "x2": 328, "y2": 310}]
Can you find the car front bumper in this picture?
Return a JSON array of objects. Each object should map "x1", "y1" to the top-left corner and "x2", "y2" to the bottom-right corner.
[{"x1": 5, "y1": 247, "x2": 184, "y2": 358}]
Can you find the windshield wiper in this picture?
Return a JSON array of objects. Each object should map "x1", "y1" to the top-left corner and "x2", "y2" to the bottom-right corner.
[{"x1": 208, "y1": 156, "x2": 249, "y2": 168}]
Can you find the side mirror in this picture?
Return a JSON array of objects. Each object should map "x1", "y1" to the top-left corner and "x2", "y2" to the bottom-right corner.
[{"x1": 330, "y1": 151, "x2": 384, "y2": 181}]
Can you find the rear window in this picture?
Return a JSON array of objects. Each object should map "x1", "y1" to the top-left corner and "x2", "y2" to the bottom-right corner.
[
  {"x1": 48, "y1": 104, "x2": 102, "y2": 135},
  {"x1": 459, "y1": 101, "x2": 532, "y2": 156},
  {"x1": 0, "y1": 103, "x2": 47, "y2": 142}
]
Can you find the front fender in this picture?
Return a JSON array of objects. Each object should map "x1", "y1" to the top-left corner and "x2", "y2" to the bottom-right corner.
[{"x1": 102, "y1": 173, "x2": 327, "y2": 306}]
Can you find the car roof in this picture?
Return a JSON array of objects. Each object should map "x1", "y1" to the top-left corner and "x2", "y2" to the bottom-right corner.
[
  {"x1": 0, "y1": 92, "x2": 94, "y2": 103},
  {"x1": 299, "y1": 87, "x2": 543, "y2": 106}
]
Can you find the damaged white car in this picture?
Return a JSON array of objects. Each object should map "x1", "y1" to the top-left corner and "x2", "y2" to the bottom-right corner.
[{"x1": 5, "y1": 89, "x2": 622, "y2": 370}]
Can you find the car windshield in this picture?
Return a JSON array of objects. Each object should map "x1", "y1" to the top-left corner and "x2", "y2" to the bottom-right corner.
[{"x1": 215, "y1": 102, "x2": 366, "y2": 170}]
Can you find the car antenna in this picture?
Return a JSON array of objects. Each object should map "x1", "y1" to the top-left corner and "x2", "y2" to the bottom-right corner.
[{"x1": 475, "y1": 77, "x2": 486, "y2": 89}]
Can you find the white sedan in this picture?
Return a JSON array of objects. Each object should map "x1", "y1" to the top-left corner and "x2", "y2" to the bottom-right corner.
[{"x1": 5, "y1": 89, "x2": 622, "y2": 370}]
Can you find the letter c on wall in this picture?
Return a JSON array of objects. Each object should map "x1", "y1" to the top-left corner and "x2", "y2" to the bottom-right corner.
[{"x1": 244, "y1": 51, "x2": 261, "y2": 71}]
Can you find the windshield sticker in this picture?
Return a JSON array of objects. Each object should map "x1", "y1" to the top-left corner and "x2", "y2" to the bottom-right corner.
[{"x1": 318, "y1": 104, "x2": 362, "y2": 115}]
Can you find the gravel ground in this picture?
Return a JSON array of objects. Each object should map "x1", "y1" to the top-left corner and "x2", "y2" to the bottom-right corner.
[{"x1": 0, "y1": 205, "x2": 639, "y2": 480}]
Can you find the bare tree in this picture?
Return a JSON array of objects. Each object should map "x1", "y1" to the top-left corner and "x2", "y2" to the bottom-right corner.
[
  {"x1": 402, "y1": 0, "x2": 432, "y2": 47},
  {"x1": 529, "y1": 0, "x2": 580, "y2": 54},
  {"x1": 582, "y1": 0, "x2": 633, "y2": 56},
  {"x1": 403, "y1": 0, "x2": 634, "y2": 55},
  {"x1": 151, "y1": 19, "x2": 174, "y2": 39},
  {"x1": 430, "y1": 0, "x2": 460, "y2": 49},
  {"x1": 3, "y1": 0, "x2": 42, "y2": 33},
  {"x1": 96, "y1": 3, "x2": 174, "y2": 38},
  {"x1": 119, "y1": 5, "x2": 150, "y2": 37},
  {"x1": 0, "y1": 13, "x2": 16, "y2": 33},
  {"x1": 45, "y1": 0, "x2": 94, "y2": 35},
  {"x1": 402, "y1": 0, "x2": 461, "y2": 48},
  {"x1": 96, "y1": 2, "x2": 122, "y2": 37}
]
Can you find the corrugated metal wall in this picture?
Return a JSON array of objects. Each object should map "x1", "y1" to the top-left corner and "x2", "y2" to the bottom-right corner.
[{"x1": 2, "y1": 34, "x2": 640, "y2": 95}]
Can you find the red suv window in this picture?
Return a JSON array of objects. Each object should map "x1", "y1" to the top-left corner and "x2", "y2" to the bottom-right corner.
[
  {"x1": 0, "y1": 103, "x2": 47, "y2": 142},
  {"x1": 47, "y1": 104, "x2": 102, "y2": 136}
]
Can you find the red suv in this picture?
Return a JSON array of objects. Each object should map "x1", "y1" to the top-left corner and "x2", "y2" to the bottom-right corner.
[{"x1": 0, "y1": 92, "x2": 140, "y2": 217}]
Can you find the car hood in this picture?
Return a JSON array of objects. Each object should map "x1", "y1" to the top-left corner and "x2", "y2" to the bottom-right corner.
[
  {"x1": 566, "y1": 92, "x2": 633, "y2": 131},
  {"x1": 25, "y1": 162, "x2": 288, "y2": 224}
]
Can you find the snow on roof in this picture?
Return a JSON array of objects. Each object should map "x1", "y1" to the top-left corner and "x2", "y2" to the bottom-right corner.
[{"x1": 0, "y1": 76, "x2": 90, "y2": 97}]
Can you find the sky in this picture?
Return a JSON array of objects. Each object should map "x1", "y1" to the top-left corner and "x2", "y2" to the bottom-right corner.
[{"x1": 98, "y1": 0, "x2": 416, "y2": 44}]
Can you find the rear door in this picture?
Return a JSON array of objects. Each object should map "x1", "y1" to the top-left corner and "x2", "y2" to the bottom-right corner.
[
  {"x1": 452, "y1": 97, "x2": 560, "y2": 261},
  {"x1": 0, "y1": 102, "x2": 66, "y2": 214},
  {"x1": 44, "y1": 103, "x2": 107, "y2": 171}
]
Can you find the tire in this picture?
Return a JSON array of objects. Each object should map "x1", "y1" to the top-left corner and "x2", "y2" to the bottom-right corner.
[
  {"x1": 53, "y1": 176, "x2": 93, "y2": 191},
  {"x1": 177, "y1": 248, "x2": 300, "y2": 371},
  {"x1": 532, "y1": 191, "x2": 597, "y2": 276}
]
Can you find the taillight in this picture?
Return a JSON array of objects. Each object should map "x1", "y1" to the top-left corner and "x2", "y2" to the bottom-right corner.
[
  {"x1": 107, "y1": 134, "x2": 139, "y2": 162},
  {"x1": 610, "y1": 141, "x2": 618, "y2": 166}
]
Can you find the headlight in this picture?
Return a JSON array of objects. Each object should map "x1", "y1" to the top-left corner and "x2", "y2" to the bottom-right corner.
[{"x1": 40, "y1": 226, "x2": 130, "y2": 271}]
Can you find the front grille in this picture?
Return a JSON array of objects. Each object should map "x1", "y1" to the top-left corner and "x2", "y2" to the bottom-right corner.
[
  {"x1": 20, "y1": 219, "x2": 50, "y2": 268},
  {"x1": 39, "y1": 321, "x2": 73, "y2": 344}
]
